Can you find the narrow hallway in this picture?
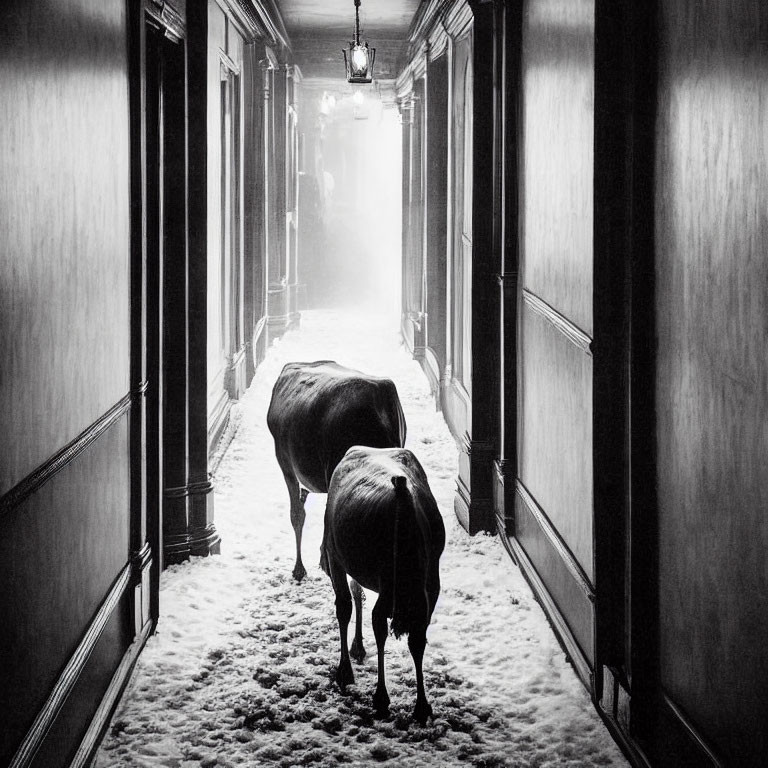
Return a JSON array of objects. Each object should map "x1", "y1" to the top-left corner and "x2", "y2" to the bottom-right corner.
[{"x1": 94, "y1": 310, "x2": 627, "y2": 768}]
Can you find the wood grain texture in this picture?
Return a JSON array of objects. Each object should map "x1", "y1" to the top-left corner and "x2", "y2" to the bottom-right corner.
[
  {"x1": 0, "y1": 0, "x2": 131, "y2": 494},
  {"x1": 655, "y1": 1, "x2": 768, "y2": 762},
  {"x1": 521, "y1": 0, "x2": 593, "y2": 335},
  {"x1": 450, "y1": 33, "x2": 472, "y2": 391},
  {"x1": 520, "y1": 303, "x2": 593, "y2": 580},
  {"x1": 207, "y1": 0, "x2": 228, "y2": 405},
  {"x1": 8, "y1": 566, "x2": 130, "y2": 768},
  {"x1": 0, "y1": 417, "x2": 131, "y2": 766},
  {"x1": 29, "y1": 597, "x2": 132, "y2": 768},
  {"x1": 425, "y1": 54, "x2": 448, "y2": 372}
]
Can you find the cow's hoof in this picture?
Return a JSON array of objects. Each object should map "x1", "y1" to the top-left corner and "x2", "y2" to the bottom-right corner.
[
  {"x1": 336, "y1": 661, "x2": 354, "y2": 691},
  {"x1": 292, "y1": 563, "x2": 307, "y2": 582},
  {"x1": 350, "y1": 637, "x2": 366, "y2": 662},
  {"x1": 413, "y1": 699, "x2": 432, "y2": 725},
  {"x1": 372, "y1": 687, "x2": 390, "y2": 718}
]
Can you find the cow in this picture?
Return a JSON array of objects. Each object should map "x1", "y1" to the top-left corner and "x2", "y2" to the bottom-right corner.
[
  {"x1": 321, "y1": 446, "x2": 445, "y2": 724},
  {"x1": 266, "y1": 361, "x2": 407, "y2": 586}
]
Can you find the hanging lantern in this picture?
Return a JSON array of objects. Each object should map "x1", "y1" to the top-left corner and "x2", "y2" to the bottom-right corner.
[{"x1": 342, "y1": 0, "x2": 375, "y2": 84}]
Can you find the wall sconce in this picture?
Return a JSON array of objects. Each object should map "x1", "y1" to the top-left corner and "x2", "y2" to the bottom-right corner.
[{"x1": 342, "y1": 0, "x2": 375, "y2": 84}]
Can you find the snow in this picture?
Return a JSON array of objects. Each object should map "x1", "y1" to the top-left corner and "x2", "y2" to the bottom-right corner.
[{"x1": 93, "y1": 309, "x2": 628, "y2": 768}]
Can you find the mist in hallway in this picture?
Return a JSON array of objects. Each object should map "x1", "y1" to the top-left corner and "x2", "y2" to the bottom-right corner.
[{"x1": 298, "y1": 88, "x2": 402, "y2": 317}]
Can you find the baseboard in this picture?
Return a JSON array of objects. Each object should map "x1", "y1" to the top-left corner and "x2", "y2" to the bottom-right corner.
[
  {"x1": 209, "y1": 402, "x2": 243, "y2": 477},
  {"x1": 493, "y1": 460, "x2": 513, "y2": 534},
  {"x1": 514, "y1": 482, "x2": 595, "y2": 664},
  {"x1": 7, "y1": 567, "x2": 132, "y2": 768},
  {"x1": 420, "y1": 346, "x2": 441, "y2": 403},
  {"x1": 267, "y1": 312, "x2": 290, "y2": 339},
  {"x1": 454, "y1": 473, "x2": 495, "y2": 536},
  {"x1": 440, "y1": 377, "x2": 470, "y2": 446},
  {"x1": 515, "y1": 482, "x2": 594, "y2": 603},
  {"x1": 267, "y1": 279, "x2": 290, "y2": 342},
  {"x1": 503, "y1": 529, "x2": 593, "y2": 688},
  {"x1": 454, "y1": 475, "x2": 471, "y2": 532},
  {"x1": 68, "y1": 620, "x2": 153, "y2": 768},
  {"x1": 207, "y1": 387, "x2": 231, "y2": 454},
  {"x1": 225, "y1": 346, "x2": 248, "y2": 400}
]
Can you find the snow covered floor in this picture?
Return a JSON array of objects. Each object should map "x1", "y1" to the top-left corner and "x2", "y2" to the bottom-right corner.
[{"x1": 94, "y1": 309, "x2": 628, "y2": 768}]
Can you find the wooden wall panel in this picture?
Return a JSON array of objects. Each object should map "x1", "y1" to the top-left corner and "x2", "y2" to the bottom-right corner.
[
  {"x1": 207, "y1": 0, "x2": 228, "y2": 410},
  {"x1": 520, "y1": 306, "x2": 593, "y2": 579},
  {"x1": 655, "y1": 1, "x2": 768, "y2": 761},
  {"x1": 0, "y1": 418, "x2": 130, "y2": 765},
  {"x1": 29, "y1": 601, "x2": 130, "y2": 768},
  {"x1": 243, "y1": 42, "x2": 267, "y2": 375},
  {"x1": 424, "y1": 54, "x2": 449, "y2": 383},
  {"x1": 0, "y1": 0, "x2": 131, "y2": 494},
  {"x1": 449, "y1": 33, "x2": 473, "y2": 393},
  {"x1": 515, "y1": 0, "x2": 596, "y2": 675},
  {"x1": 521, "y1": 0, "x2": 593, "y2": 336},
  {"x1": 515, "y1": 486, "x2": 594, "y2": 665}
]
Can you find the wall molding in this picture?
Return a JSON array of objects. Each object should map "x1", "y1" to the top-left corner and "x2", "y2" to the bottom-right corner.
[
  {"x1": 219, "y1": 48, "x2": 241, "y2": 75},
  {"x1": 523, "y1": 290, "x2": 592, "y2": 354},
  {"x1": 516, "y1": 481, "x2": 595, "y2": 603},
  {"x1": 215, "y1": 0, "x2": 290, "y2": 49},
  {"x1": 0, "y1": 388, "x2": 141, "y2": 517},
  {"x1": 8, "y1": 566, "x2": 132, "y2": 768},
  {"x1": 145, "y1": 0, "x2": 185, "y2": 41},
  {"x1": 662, "y1": 692, "x2": 724, "y2": 768},
  {"x1": 428, "y1": 21, "x2": 450, "y2": 61},
  {"x1": 397, "y1": 0, "x2": 472, "y2": 96}
]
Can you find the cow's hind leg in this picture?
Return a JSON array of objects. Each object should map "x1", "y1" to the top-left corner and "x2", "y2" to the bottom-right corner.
[
  {"x1": 349, "y1": 579, "x2": 366, "y2": 662},
  {"x1": 408, "y1": 625, "x2": 432, "y2": 724},
  {"x1": 280, "y1": 464, "x2": 307, "y2": 581},
  {"x1": 329, "y1": 559, "x2": 355, "y2": 690},
  {"x1": 371, "y1": 595, "x2": 390, "y2": 717}
]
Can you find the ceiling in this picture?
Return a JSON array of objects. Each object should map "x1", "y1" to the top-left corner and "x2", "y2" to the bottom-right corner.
[{"x1": 275, "y1": 0, "x2": 421, "y2": 86}]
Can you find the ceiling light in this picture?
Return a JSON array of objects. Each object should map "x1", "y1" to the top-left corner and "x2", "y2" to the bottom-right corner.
[{"x1": 342, "y1": 0, "x2": 375, "y2": 84}]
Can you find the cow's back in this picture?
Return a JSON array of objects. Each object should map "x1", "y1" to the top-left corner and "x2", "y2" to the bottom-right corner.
[
  {"x1": 267, "y1": 361, "x2": 406, "y2": 492},
  {"x1": 325, "y1": 447, "x2": 445, "y2": 591}
]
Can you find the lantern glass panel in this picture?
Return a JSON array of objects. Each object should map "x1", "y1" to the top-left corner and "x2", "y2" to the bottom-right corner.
[{"x1": 351, "y1": 45, "x2": 369, "y2": 77}]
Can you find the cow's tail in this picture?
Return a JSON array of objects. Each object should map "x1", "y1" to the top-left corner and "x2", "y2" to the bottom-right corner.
[{"x1": 390, "y1": 475, "x2": 429, "y2": 639}]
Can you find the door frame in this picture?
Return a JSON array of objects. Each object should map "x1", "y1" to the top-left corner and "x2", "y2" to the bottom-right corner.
[{"x1": 592, "y1": 0, "x2": 659, "y2": 762}]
